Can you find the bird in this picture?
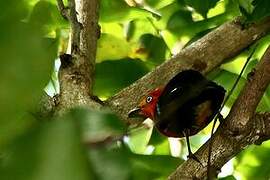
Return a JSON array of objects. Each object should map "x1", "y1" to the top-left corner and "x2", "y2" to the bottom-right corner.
[{"x1": 128, "y1": 69, "x2": 225, "y2": 161}]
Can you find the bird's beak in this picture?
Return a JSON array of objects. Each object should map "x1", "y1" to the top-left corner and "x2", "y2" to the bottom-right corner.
[{"x1": 128, "y1": 107, "x2": 145, "y2": 118}]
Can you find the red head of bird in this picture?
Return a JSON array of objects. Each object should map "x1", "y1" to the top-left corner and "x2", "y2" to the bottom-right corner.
[{"x1": 128, "y1": 87, "x2": 164, "y2": 120}]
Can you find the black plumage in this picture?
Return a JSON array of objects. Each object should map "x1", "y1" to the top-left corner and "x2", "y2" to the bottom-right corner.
[{"x1": 154, "y1": 70, "x2": 225, "y2": 138}]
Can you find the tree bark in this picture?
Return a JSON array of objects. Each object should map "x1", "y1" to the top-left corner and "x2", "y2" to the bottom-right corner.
[{"x1": 56, "y1": 0, "x2": 101, "y2": 113}]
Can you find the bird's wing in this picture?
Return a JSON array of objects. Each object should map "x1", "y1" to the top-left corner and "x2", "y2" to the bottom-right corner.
[{"x1": 157, "y1": 70, "x2": 207, "y2": 107}]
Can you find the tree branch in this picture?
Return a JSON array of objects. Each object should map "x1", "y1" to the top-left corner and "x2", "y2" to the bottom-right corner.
[
  {"x1": 69, "y1": 0, "x2": 81, "y2": 53},
  {"x1": 227, "y1": 45, "x2": 270, "y2": 130},
  {"x1": 76, "y1": 0, "x2": 100, "y2": 93},
  {"x1": 57, "y1": 0, "x2": 82, "y2": 52},
  {"x1": 106, "y1": 18, "x2": 270, "y2": 124},
  {"x1": 56, "y1": 0, "x2": 69, "y2": 20},
  {"x1": 168, "y1": 45, "x2": 270, "y2": 180},
  {"x1": 34, "y1": 92, "x2": 56, "y2": 118},
  {"x1": 168, "y1": 112, "x2": 270, "y2": 180},
  {"x1": 56, "y1": 0, "x2": 101, "y2": 112}
]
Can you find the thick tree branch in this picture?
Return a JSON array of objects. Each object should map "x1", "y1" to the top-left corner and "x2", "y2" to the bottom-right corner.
[
  {"x1": 76, "y1": 0, "x2": 99, "y2": 93},
  {"x1": 168, "y1": 112, "x2": 270, "y2": 180},
  {"x1": 168, "y1": 45, "x2": 270, "y2": 180},
  {"x1": 106, "y1": 18, "x2": 270, "y2": 124},
  {"x1": 34, "y1": 92, "x2": 56, "y2": 118},
  {"x1": 56, "y1": 0, "x2": 101, "y2": 112},
  {"x1": 227, "y1": 45, "x2": 270, "y2": 130},
  {"x1": 254, "y1": 112, "x2": 270, "y2": 145}
]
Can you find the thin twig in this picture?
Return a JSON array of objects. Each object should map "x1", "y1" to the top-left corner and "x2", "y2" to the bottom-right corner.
[
  {"x1": 68, "y1": 0, "x2": 81, "y2": 53},
  {"x1": 56, "y1": 0, "x2": 69, "y2": 20}
]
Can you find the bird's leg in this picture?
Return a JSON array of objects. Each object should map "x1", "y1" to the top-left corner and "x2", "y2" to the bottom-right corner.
[{"x1": 183, "y1": 129, "x2": 202, "y2": 165}]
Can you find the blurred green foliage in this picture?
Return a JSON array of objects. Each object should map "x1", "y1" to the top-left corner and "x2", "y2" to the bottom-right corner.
[
  {"x1": 94, "y1": 58, "x2": 149, "y2": 98},
  {"x1": 184, "y1": 0, "x2": 220, "y2": 18},
  {"x1": 0, "y1": 0, "x2": 270, "y2": 179},
  {"x1": 239, "y1": 0, "x2": 270, "y2": 22},
  {"x1": 0, "y1": 113, "x2": 94, "y2": 180}
]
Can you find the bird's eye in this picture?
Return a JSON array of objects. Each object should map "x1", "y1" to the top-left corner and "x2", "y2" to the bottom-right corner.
[{"x1": 146, "y1": 96, "x2": 153, "y2": 103}]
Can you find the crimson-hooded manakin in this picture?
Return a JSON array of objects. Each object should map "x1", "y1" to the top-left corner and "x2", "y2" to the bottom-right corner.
[{"x1": 128, "y1": 70, "x2": 225, "y2": 160}]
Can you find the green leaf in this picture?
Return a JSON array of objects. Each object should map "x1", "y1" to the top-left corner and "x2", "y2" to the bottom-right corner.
[
  {"x1": 72, "y1": 107, "x2": 128, "y2": 180},
  {"x1": 166, "y1": 7, "x2": 231, "y2": 38},
  {"x1": 88, "y1": 144, "x2": 181, "y2": 180},
  {"x1": 234, "y1": 143, "x2": 270, "y2": 179},
  {"x1": 184, "y1": 0, "x2": 220, "y2": 18},
  {"x1": 130, "y1": 153, "x2": 182, "y2": 178},
  {"x1": 96, "y1": 33, "x2": 133, "y2": 62},
  {"x1": 0, "y1": 0, "x2": 28, "y2": 22},
  {"x1": 145, "y1": 0, "x2": 175, "y2": 9},
  {"x1": 250, "y1": 0, "x2": 270, "y2": 22},
  {"x1": 262, "y1": 86, "x2": 270, "y2": 110},
  {"x1": 148, "y1": 128, "x2": 167, "y2": 146},
  {"x1": 0, "y1": 1, "x2": 57, "y2": 146},
  {"x1": 221, "y1": 55, "x2": 248, "y2": 75},
  {"x1": 239, "y1": 0, "x2": 270, "y2": 22},
  {"x1": 0, "y1": 28, "x2": 55, "y2": 113},
  {"x1": 258, "y1": 93, "x2": 270, "y2": 111},
  {"x1": 238, "y1": 0, "x2": 254, "y2": 15},
  {"x1": 210, "y1": 69, "x2": 246, "y2": 108},
  {"x1": 153, "y1": 2, "x2": 180, "y2": 30},
  {"x1": 160, "y1": 30, "x2": 179, "y2": 52},
  {"x1": 29, "y1": 1, "x2": 68, "y2": 34},
  {"x1": 0, "y1": 114, "x2": 36, "y2": 149},
  {"x1": 69, "y1": 108, "x2": 126, "y2": 143},
  {"x1": 252, "y1": 34, "x2": 270, "y2": 60},
  {"x1": 94, "y1": 59, "x2": 149, "y2": 98},
  {"x1": 128, "y1": 126, "x2": 153, "y2": 154},
  {"x1": 100, "y1": 0, "x2": 157, "y2": 22},
  {"x1": 153, "y1": 139, "x2": 171, "y2": 155},
  {"x1": 167, "y1": 9, "x2": 193, "y2": 32},
  {"x1": 243, "y1": 59, "x2": 258, "y2": 78},
  {"x1": 0, "y1": 116, "x2": 94, "y2": 180},
  {"x1": 100, "y1": 23, "x2": 124, "y2": 38},
  {"x1": 126, "y1": 19, "x2": 158, "y2": 42},
  {"x1": 89, "y1": 146, "x2": 131, "y2": 180},
  {"x1": 219, "y1": 175, "x2": 237, "y2": 180},
  {"x1": 211, "y1": 61, "x2": 270, "y2": 111},
  {"x1": 139, "y1": 34, "x2": 169, "y2": 65}
]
